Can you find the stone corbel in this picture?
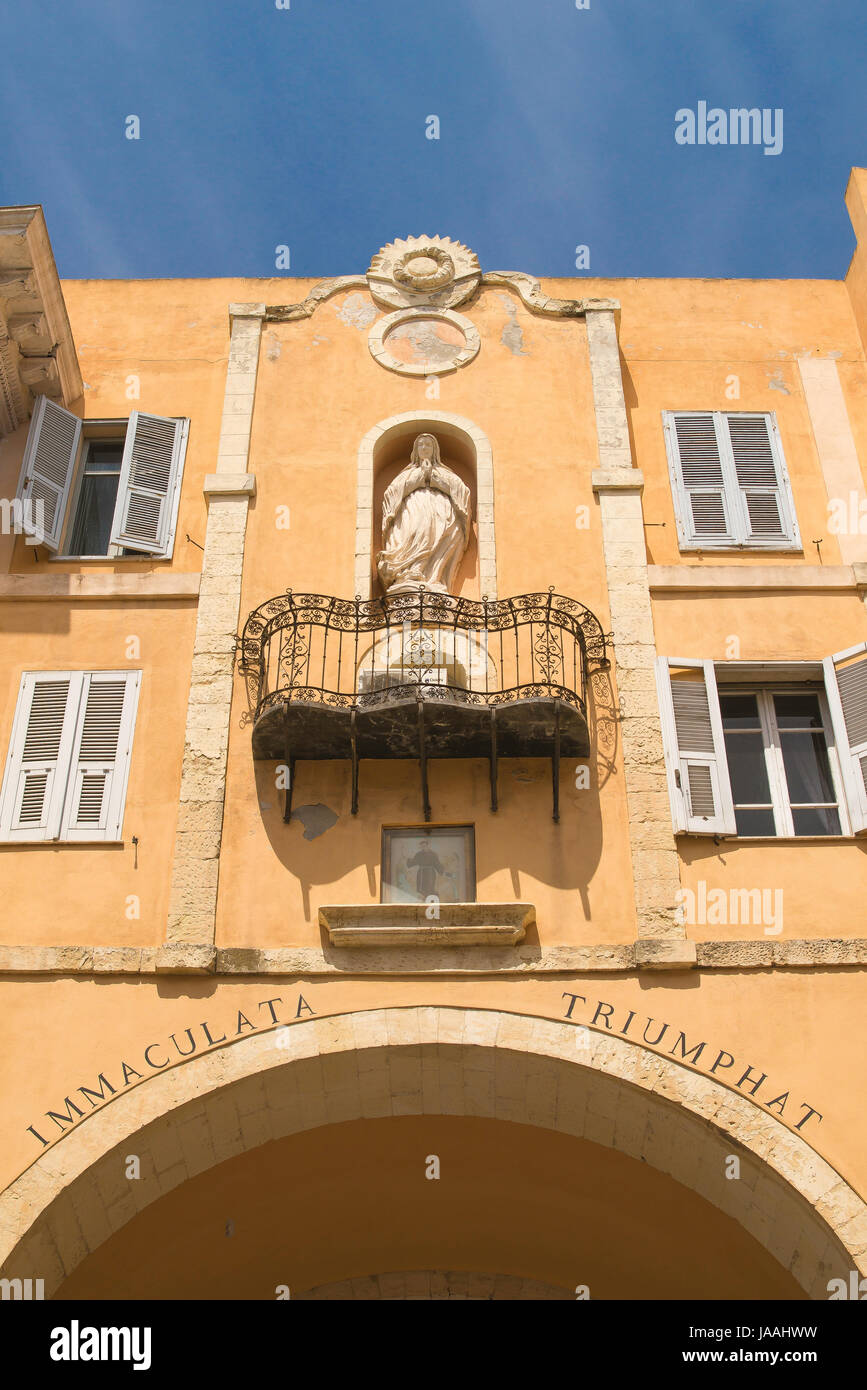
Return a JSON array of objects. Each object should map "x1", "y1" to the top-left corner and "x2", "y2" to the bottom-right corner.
[
  {"x1": 592, "y1": 469, "x2": 645, "y2": 492},
  {"x1": 203, "y1": 472, "x2": 256, "y2": 498}
]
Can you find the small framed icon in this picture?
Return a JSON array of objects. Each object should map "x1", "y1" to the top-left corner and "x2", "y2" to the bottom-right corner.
[{"x1": 381, "y1": 825, "x2": 476, "y2": 904}]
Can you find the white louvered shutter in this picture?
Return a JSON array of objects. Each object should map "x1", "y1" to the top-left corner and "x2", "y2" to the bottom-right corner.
[
  {"x1": 664, "y1": 412, "x2": 733, "y2": 545},
  {"x1": 0, "y1": 675, "x2": 83, "y2": 840},
  {"x1": 824, "y1": 644, "x2": 867, "y2": 834},
  {"x1": 726, "y1": 413, "x2": 797, "y2": 544},
  {"x1": 109, "y1": 413, "x2": 188, "y2": 555},
  {"x1": 655, "y1": 657, "x2": 736, "y2": 835},
  {"x1": 61, "y1": 672, "x2": 141, "y2": 840},
  {"x1": 15, "y1": 398, "x2": 82, "y2": 549}
]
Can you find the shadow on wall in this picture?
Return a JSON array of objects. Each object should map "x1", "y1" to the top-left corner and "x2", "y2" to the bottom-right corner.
[
  {"x1": 246, "y1": 665, "x2": 619, "y2": 924},
  {"x1": 253, "y1": 754, "x2": 605, "y2": 927}
]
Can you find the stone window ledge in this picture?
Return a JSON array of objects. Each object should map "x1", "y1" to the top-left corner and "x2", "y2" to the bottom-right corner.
[{"x1": 319, "y1": 903, "x2": 534, "y2": 948}]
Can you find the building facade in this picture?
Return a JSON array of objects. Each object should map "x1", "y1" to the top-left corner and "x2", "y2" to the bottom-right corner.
[{"x1": 0, "y1": 178, "x2": 866, "y2": 1300}]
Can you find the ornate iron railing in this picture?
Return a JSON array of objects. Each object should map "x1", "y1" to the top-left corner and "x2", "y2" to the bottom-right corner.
[
  {"x1": 240, "y1": 587, "x2": 606, "y2": 715},
  {"x1": 238, "y1": 588, "x2": 608, "y2": 820}
]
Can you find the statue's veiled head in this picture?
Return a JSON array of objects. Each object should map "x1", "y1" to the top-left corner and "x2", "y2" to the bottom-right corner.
[{"x1": 410, "y1": 433, "x2": 442, "y2": 469}]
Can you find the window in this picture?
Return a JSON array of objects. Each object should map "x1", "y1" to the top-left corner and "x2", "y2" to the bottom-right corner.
[
  {"x1": 0, "y1": 671, "x2": 140, "y2": 842},
  {"x1": 67, "y1": 437, "x2": 127, "y2": 556},
  {"x1": 381, "y1": 825, "x2": 476, "y2": 903},
  {"x1": 656, "y1": 646, "x2": 867, "y2": 837},
  {"x1": 15, "y1": 397, "x2": 189, "y2": 557},
  {"x1": 720, "y1": 690, "x2": 841, "y2": 836},
  {"x1": 663, "y1": 410, "x2": 800, "y2": 550}
]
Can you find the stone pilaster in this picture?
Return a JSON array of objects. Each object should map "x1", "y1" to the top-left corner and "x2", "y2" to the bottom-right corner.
[
  {"x1": 797, "y1": 356, "x2": 867, "y2": 567},
  {"x1": 162, "y1": 305, "x2": 264, "y2": 960},
  {"x1": 586, "y1": 307, "x2": 684, "y2": 945}
]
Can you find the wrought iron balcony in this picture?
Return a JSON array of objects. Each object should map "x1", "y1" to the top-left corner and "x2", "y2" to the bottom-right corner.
[{"x1": 238, "y1": 588, "x2": 608, "y2": 821}]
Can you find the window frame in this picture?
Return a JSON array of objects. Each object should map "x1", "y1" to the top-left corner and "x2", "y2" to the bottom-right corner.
[
  {"x1": 380, "y1": 823, "x2": 477, "y2": 904},
  {"x1": 717, "y1": 682, "x2": 850, "y2": 838},
  {"x1": 60, "y1": 425, "x2": 130, "y2": 559},
  {"x1": 663, "y1": 409, "x2": 801, "y2": 552}
]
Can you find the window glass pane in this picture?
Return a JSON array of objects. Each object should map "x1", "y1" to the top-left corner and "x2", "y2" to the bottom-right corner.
[
  {"x1": 792, "y1": 807, "x2": 841, "y2": 836},
  {"x1": 720, "y1": 694, "x2": 761, "y2": 729},
  {"x1": 773, "y1": 693, "x2": 823, "y2": 728},
  {"x1": 780, "y1": 731, "x2": 836, "y2": 804},
  {"x1": 66, "y1": 439, "x2": 125, "y2": 556},
  {"x1": 723, "y1": 730, "x2": 771, "y2": 804},
  {"x1": 68, "y1": 472, "x2": 121, "y2": 555},
  {"x1": 734, "y1": 808, "x2": 776, "y2": 836},
  {"x1": 84, "y1": 442, "x2": 124, "y2": 469}
]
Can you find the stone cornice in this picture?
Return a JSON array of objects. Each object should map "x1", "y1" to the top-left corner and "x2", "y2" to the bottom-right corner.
[
  {"x1": 649, "y1": 564, "x2": 860, "y2": 593},
  {"x1": 0, "y1": 205, "x2": 83, "y2": 427},
  {"x1": 0, "y1": 573, "x2": 200, "y2": 601},
  {"x1": 265, "y1": 276, "x2": 368, "y2": 322},
  {"x1": 482, "y1": 272, "x2": 619, "y2": 317},
  {"x1": 262, "y1": 271, "x2": 620, "y2": 325},
  {"x1": 0, "y1": 938, "x2": 865, "y2": 977}
]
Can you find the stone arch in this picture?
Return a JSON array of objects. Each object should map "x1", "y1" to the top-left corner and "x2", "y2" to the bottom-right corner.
[
  {"x1": 1, "y1": 1006, "x2": 864, "y2": 1297},
  {"x1": 355, "y1": 411, "x2": 496, "y2": 601}
]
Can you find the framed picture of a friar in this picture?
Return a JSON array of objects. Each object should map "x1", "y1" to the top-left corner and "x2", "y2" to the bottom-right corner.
[{"x1": 381, "y1": 825, "x2": 476, "y2": 904}]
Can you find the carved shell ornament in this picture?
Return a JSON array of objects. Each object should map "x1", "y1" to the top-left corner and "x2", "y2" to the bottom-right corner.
[{"x1": 367, "y1": 235, "x2": 481, "y2": 310}]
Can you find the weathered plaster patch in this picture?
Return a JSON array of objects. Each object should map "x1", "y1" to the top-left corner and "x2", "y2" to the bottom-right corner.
[
  {"x1": 292, "y1": 803, "x2": 339, "y2": 840},
  {"x1": 335, "y1": 293, "x2": 377, "y2": 330},
  {"x1": 498, "y1": 294, "x2": 528, "y2": 357},
  {"x1": 767, "y1": 370, "x2": 790, "y2": 393},
  {"x1": 510, "y1": 766, "x2": 541, "y2": 783},
  {"x1": 265, "y1": 332, "x2": 281, "y2": 362}
]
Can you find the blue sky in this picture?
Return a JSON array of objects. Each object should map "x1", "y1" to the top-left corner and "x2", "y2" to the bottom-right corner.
[{"x1": 0, "y1": 0, "x2": 864, "y2": 280}]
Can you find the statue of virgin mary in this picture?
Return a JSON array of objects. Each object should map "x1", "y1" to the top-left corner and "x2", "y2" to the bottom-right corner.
[{"x1": 377, "y1": 433, "x2": 471, "y2": 595}]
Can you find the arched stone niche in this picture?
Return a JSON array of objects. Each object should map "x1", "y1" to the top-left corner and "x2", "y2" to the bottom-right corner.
[{"x1": 355, "y1": 411, "x2": 496, "y2": 602}]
